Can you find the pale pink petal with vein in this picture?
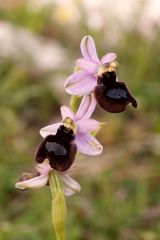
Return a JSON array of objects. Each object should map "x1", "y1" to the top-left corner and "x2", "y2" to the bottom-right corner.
[
  {"x1": 63, "y1": 187, "x2": 77, "y2": 196},
  {"x1": 60, "y1": 106, "x2": 74, "y2": 120},
  {"x1": 60, "y1": 174, "x2": 81, "y2": 196},
  {"x1": 76, "y1": 58, "x2": 98, "y2": 73},
  {"x1": 64, "y1": 71, "x2": 96, "y2": 96},
  {"x1": 75, "y1": 133, "x2": 103, "y2": 155},
  {"x1": 40, "y1": 122, "x2": 61, "y2": 138},
  {"x1": 80, "y1": 36, "x2": 100, "y2": 63},
  {"x1": 101, "y1": 53, "x2": 117, "y2": 64},
  {"x1": 77, "y1": 119, "x2": 100, "y2": 133},
  {"x1": 75, "y1": 94, "x2": 96, "y2": 120},
  {"x1": 15, "y1": 174, "x2": 48, "y2": 190}
]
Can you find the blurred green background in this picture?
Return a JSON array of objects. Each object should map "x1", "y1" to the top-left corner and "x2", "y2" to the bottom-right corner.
[{"x1": 0, "y1": 0, "x2": 160, "y2": 239}]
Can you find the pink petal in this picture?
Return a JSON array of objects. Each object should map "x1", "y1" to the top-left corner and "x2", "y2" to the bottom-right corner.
[
  {"x1": 15, "y1": 174, "x2": 48, "y2": 189},
  {"x1": 63, "y1": 187, "x2": 77, "y2": 196},
  {"x1": 75, "y1": 133, "x2": 103, "y2": 156},
  {"x1": 76, "y1": 58, "x2": 98, "y2": 73},
  {"x1": 64, "y1": 71, "x2": 96, "y2": 96},
  {"x1": 60, "y1": 174, "x2": 81, "y2": 196},
  {"x1": 77, "y1": 119, "x2": 100, "y2": 133},
  {"x1": 80, "y1": 36, "x2": 100, "y2": 63},
  {"x1": 75, "y1": 94, "x2": 96, "y2": 120},
  {"x1": 40, "y1": 122, "x2": 61, "y2": 138},
  {"x1": 36, "y1": 160, "x2": 52, "y2": 175},
  {"x1": 60, "y1": 106, "x2": 74, "y2": 120},
  {"x1": 101, "y1": 53, "x2": 117, "y2": 64}
]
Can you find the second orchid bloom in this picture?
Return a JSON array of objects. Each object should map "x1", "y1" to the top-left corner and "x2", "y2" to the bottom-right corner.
[{"x1": 40, "y1": 94, "x2": 103, "y2": 160}]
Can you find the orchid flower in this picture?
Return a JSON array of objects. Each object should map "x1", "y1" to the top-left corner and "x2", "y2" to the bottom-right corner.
[
  {"x1": 64, "y1": 35, "x2": 117, "y2": 96},
  {"x1": 64, "y1": 36, "x2": 137, "y2": 113},
  {"x1": 40, "y1": 94, "x2": 103, "y2": 156},
  {"x1": 15, "y1": 159, "x2": 81, "y2": 196}
]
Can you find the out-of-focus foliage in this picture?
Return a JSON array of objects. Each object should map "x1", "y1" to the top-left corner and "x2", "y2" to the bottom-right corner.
[
  {"x1": 0, "y1": 1, "x2": 160, "y2": 240},
  {"x1": 0, "y1": 4, "x2": 51, "y2": 33}
]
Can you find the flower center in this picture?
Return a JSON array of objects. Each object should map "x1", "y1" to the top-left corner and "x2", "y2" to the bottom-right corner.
[
  {"x1": 98, "y1": 61, "x2": 119, "y2": 77},
  {"x1": 62, "y1": 117, "x2": 77, "y2": 134}
]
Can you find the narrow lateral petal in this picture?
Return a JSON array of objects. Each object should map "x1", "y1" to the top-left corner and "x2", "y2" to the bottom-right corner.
[
  {"x1": 15, "y1": 174, "x2": 48, "y2": 190},
  {"x1": 40, "y1": 122, "x2": 61, "y2": 138},
  {"x1": 63, "y1": 187, "x2": 78, "y2": 196},
  {"x1": 60, "y1": 174, "x2": 81, "y2": 196},
  {"x1": 60, "y1": 106, "x2": 74, "y2": 121},
  {"x1": 80, "y1": 35, "x2": 100, "y2": 63},
  {"x1": 76, "y1": 58, "x2": 98, "y2": 73},
  {"x1": 36, "y1": 160, "x2": 52, "y2": 175},
  {"x1": 101, "y1": 53, "x2": 117, "y2": 64},
  {"x1": 75, "y1": 133, "x2": 103, "y2": 156},
  {"x1": 77, "y1": 119, "x2": 101, "y2": 133},
  {"x1": 75, "y1": 93, "x2": 96, "y2": 120},
  {"x1": 64, "y1": 71, "x2": 96, "y2": 96}
]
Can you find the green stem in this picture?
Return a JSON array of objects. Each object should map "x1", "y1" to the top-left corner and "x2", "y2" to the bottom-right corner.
[
  {"x1": 49, "y1": 171, "x2": 67, "y2": 240},
  {"x1": 70, "y1": 95, "x2": 79, "y2": 112}
]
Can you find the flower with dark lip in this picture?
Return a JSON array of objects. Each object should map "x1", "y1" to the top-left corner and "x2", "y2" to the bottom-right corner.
[
  {"x1": 94, "y1": 71, "x2": 137, "y2": 113},
  {"x1": 40, "y1": 94, "x2": 103, "y2": 156},
  {"x1": 64, "y1": 35, "x2": 137, "y2": 113}
]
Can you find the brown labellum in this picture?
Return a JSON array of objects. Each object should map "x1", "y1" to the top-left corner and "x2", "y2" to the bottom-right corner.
[
  {"x1": 94, "y1": 71, "x2": 137, "y2": 113},
  {"x1": 35, "y1": 125, "x2": 77, "y2": 171}
]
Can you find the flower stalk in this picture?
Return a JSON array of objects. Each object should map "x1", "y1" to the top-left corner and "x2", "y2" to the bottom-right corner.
[
  {"x1": 49, "y1": 171, "x2": 67, "y2": 240},
  {"x1": 69, "y1": 95, "x2": 79, "y2": 112}
]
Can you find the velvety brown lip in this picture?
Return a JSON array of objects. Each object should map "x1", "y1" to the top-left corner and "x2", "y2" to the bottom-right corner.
[
  {"x1": 35, "y1": 125, "x2": 77, "y2": 171},
  {"x1": 94, "y1": 71, "x2": 137, "y2": 113}
]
